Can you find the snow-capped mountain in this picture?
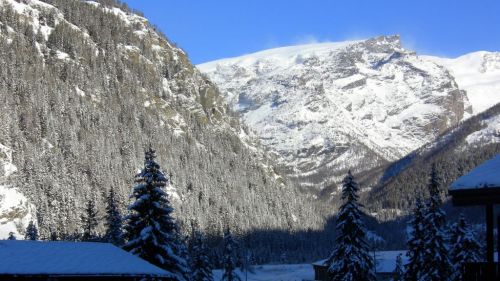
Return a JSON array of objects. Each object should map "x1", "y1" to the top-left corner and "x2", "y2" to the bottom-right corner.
[
  {"x1": 198, "y1": 36, "x2": 471, "y2": 193},
  {"x1": 423, "y1": 51, "x2": 500, "y2": 115}
]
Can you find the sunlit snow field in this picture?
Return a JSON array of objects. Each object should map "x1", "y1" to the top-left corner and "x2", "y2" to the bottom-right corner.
[
  {"x1": 213, "y1": 263, "x2": 314, "y2": 281},
  {"x1": 212, "y1": 251, "x2": 406, "y2": 281}
]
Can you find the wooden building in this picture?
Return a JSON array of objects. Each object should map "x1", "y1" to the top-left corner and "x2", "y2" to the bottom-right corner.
[
  {"x1": 449, "y1": 154, "x2": 500, "y2": 280},
  {"x1": 0, "y1": 240, "x2": 172, "y2": 280},
  {"x1": 312, "y1": 250, "x2": 406, "y2": 281}
]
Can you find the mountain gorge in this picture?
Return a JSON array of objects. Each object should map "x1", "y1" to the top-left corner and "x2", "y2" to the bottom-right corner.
[
  {"x1": 0, "y1": 0, "x2": 499, "y2": 261},
  {"x1": 0, "y1": 0, "x2": 325, "y2": 239}
]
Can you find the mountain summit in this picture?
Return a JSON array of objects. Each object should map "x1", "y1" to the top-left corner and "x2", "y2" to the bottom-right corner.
[{"x1": 199, "y1": 35, "x2": 472, "y2": 194}]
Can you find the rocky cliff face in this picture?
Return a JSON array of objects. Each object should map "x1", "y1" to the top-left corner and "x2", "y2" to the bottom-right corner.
[
  {"x1": 0, "y1": 0, "x2": 323, "y2": 238},
  {"x1": 0, "y1": 144, "x2": 35, "y2": 239},
  {"x1": 423, "y1": 51, "x2": 500, "y2": 115},
  {"x1": 199, "y1": 35, "x2": 472, "y2": 195}
]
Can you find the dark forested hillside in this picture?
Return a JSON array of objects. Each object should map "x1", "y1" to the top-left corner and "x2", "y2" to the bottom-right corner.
[
  {"x1": 367, "y1": 103, "x2": 500, "y2": 220},
  {"x1": 0, "y1": 0, "x2": 324, "y2": 239}
]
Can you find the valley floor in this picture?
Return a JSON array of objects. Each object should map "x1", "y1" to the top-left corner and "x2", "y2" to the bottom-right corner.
[{"x1": 213, "y1": 263, "x2": 314, "y2": 281}]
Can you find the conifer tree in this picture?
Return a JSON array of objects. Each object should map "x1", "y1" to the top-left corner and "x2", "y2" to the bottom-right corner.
[
  {"x1": 239, "y1": 249, "x2": 255, "y2": 277},
  {"x1": 325, "y1": 170, "x2": 375, "y2": 281},
  {"x1": 49, "y1": 231, "x2": 58, "y2": 241},
  {"x1": 104, "y1": 187, "x2": 124, "y2": 246},
  {"x1": 7, "y1": 232, "x2": 16, "y2": 240},
  {"x1": 421, "y1": 165, "x2": 452, "y2": 281},
  {"x1": 449, "y1": 214, "x2": 482, "y2": 281},
  {"x1": 404, "y1": 198, "x2": 426, "y2": 280},
  {"x1": 123, "y1": 147, "x2": 188, "y2": 280},
  {"x1": 222, "y1": 228, "x2": 241, "y2": 281},
  {"x1": 189, "y1": 230, "x2": 214, "y2": 281},
  {"x1": 81, "y1": 199, "x2": 99, "y2": 241},
  {"x1": 392, "y1": 253, "x2": 404, "y2": 281},
  {"x1": 24, "y1": 220, "x2": 39, "y2": 240}
]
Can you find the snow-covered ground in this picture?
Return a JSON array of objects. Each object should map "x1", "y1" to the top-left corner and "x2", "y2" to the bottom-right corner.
[
  {"x1": 213, "y1": 251, "x2": 406, "y2": 281},
  {"x1": 213, "y1": 263, "x2": 314, "y2": 281}
]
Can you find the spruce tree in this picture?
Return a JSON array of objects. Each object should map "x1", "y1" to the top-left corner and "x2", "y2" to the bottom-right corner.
[
  {"x1": 123, "y1": 147, "x2": 188, "y2": 280},
  {"x1": 221, "y1": 228, "x2": 241, "y2": 281},
  {"x1": 104, "y1": 187, "x2": 124, "y2": 246},
  {"x1": 420, "y1": 165, "x2": 452, "y2": 281},
  {"x1": 81, "y1": 199, "x2": 99, "y2": 241},
  {"x1": 239, "y1": 250, "x2": 255, "y2": 276},
  {"x1": 7, "y1": 232, "x2": 16, "y2": 240},
  {"x1": 325, "y1": 170, "x2": 375, "y2": 281},
  {"x1": 404, "y1": 198, "x2": 426, "y2": 280},
  {"x1": 449, "y1": 214, "x2": 482, "y2": 281},
  {"x1": 189, "y1": 230, "x2": 214, "y2": 281},
  {"x1": 392, "y1": 253, "x2": 404, "y2": 281},
  {"x1": 49, "y1": 231, "x2": 58, "y2": 241},
  {"x1": 24, "y1": 220, "x2": 39, "y2": 240}
]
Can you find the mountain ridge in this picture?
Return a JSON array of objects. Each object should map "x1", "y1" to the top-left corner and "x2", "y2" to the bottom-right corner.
[{"x1": 198, "y1": 35, "x2": 474, "y2": 196}]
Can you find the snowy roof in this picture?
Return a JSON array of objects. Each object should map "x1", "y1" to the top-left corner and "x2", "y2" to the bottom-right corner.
[
  {"x1": 450, "y1": 154, "x2": 500, "y2": 190},
  {"x1": 313, "y1": 250, "x2": 407, "y2": 273},
  {"x1": 0, "y1": 241, "x2": 169, "y2": 276}
]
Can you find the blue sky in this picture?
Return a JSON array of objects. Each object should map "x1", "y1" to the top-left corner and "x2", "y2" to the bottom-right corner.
[{"x1": 122, "y1": 0, "x2": 500, "y2": 64}]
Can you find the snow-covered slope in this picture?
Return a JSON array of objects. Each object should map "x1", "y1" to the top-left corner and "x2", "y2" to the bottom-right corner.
[
  {"x1": 465, "y1": 114, "x2": 500, "y2": 145},
  {"x1": 423, "y1": 52, "x2": 500, "y2": 114},
  {"x1": 199, "y1": 36, "x2": 470, "y2": 192},
  {"x1": 0, "y1": 0, "x2": 328, "y2": 238},
  {"x1": 0, "y1": 144, "x2": 36, "y2": 239}
]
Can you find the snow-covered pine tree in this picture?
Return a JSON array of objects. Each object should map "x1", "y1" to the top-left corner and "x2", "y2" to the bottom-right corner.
[
  {"x1": 24, "y1": 220, "x2": 39, "y2": 240},
  {"x1": 420, "y1": 164, "x2": 452, "y2": 281},
  {"x1": 49, "y1": 231, "x2": 58, "y2": 241},
  {"x1": 123, "y1": 147, "x2": 188, "y2": 280},
  {"x1": 189, "y1": 230, "x2": 214, "y2": 281},
  {"x1": 404, "y1": 197, "x2": 426, "y2": 280},
  {"x1": 239, "y1": 250, "x2": 255, "y2": 276},
  {"x1": 104, "y1": 187, "x2": 124, "y2": 246},
  {"x1": 81, "y1": 199, "x2": 99, "y2": 241},
  {"x1": 222, "y1": 228, "x2": 241, "y2": 281},
  {"x1": 392, "y1": 253, "x2": 404, "y2": 281},
  {"x1": 325, "y1": 170, "x2": 375, "y2": 281},
  {"x1": 7, "y1": 232, "x2": 16, "y2": 240},
  {"x1": 449, "y1": 214, "x2": 482, "y2": 281}
]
